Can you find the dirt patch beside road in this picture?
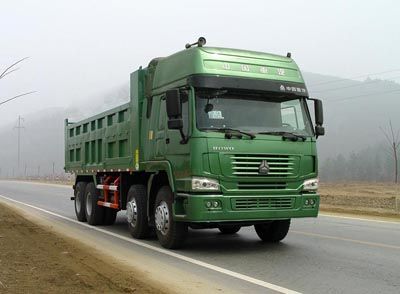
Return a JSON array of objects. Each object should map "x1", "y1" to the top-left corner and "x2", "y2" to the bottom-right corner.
[
  {"x1": 0, "y1": 202, "x2": 167, "y2": 294},
  {"x1": 319, "y1": 182, "x2": 400, "y2": 217}
]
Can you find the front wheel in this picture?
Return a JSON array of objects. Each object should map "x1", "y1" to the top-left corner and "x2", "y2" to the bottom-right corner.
[
  {"x1": 218, "y1": 225, "x2": 241, "y2": 234},
  {"x1": 126, "y1": 185, "x2": 150, "y2": 239},
  {"x1": 254, "y1": 219, "x2": 291, "y2": 242},
  {"x1": 154, "y1": 186, "x2": 187, "y2": 249}
]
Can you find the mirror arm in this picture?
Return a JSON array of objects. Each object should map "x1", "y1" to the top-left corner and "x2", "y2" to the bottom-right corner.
[{"x1": 179, "y1": 128, "x2": 189, "y2": 144}]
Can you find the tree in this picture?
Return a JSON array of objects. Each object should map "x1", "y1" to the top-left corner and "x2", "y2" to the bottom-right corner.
[
  {"x1": 0, "y1": 57, "x2": 35, "y2": 106},
  {"x1": 380, "y1": 120, "x2": 400, "y2": 183}
]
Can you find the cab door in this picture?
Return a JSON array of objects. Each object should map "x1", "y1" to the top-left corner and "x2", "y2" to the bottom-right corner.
[
  {"x1": 142, "y1": 95, "x2": 160, "y2": 161},
  {"x1": 165, "y1": 91, "x2": 191, "y2": 177}
]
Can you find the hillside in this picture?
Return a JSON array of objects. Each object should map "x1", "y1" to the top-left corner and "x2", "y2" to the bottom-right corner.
[{"x1": 303, "y1": 72, "x2": 400, "y2": 161}]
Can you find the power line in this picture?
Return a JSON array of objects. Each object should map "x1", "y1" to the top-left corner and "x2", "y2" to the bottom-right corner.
[
  {"x1": 0, "y1": 57, "x2": 29, "y2": 80},
  {"x1": 326, "y1": 88, "x2": 400, "y2": 103},
  {"x1": 0, "y1": 91, "x2": 36, "y2": 106},
  {"x1": 311, "y1": 75, "x2": 400, "y2": 94},
  {"x1": 308, "y1": 69, "x2": 400, "y2": 87}
]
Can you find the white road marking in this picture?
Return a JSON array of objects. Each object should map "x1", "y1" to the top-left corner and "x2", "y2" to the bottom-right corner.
[
  {"x1": 319, "y1": 213, "x2": 400, "y2": 225},
  {"x1": 0, "y1": 180, "x2": 71, "y2": 189},
  {"x1": 0, "y1": 194, "x2": 301, "y2": 294}
]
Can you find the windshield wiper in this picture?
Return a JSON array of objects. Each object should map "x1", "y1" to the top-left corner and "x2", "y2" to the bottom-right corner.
[
  {"x1": 258, "y1": 131, "x2": 307, "y2": 141},
  {"x1": 200, "y1": 127, "x2": 256, "y2": 139}
]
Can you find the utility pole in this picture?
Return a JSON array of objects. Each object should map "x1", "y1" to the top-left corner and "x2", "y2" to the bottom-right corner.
[
  {"x1": 380, "y1": 120, "x2": 400, "y2": 183},
  {"x1": 52, "y1": 162, "x2": 55, "y2": 179},
  {"x1": 14, "y1": 115, "x2": 24, "y2": 172}
]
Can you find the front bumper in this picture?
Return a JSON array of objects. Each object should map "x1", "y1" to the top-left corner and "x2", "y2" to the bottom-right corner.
[{"x1": 173, "y1": 193, "x2": 319, "y2": 223}]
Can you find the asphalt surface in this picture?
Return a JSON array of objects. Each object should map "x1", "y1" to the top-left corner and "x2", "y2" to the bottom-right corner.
[{"x1": 0, "y1": 180, "x2": 399, "y2": 294}]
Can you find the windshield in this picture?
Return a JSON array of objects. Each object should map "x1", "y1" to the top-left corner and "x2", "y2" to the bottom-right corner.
[{"x1": 195, "y1": 90, "x2": 314, "y2": 136}]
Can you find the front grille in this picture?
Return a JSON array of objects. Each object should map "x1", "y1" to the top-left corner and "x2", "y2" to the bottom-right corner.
[
  {"x1": 237, "y1": 182, "x2": 287, "y2": 190},
  {"x1": 232, "y1": 197, "x2": 295, "y2": 210},
  {"x1": 230, "y1": 154, "x2": 296, "y2": 177}
]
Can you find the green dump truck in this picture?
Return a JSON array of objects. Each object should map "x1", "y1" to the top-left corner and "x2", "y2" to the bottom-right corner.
[{"x1": 65, "y1": 38, "x2": 324, "y2": 249}]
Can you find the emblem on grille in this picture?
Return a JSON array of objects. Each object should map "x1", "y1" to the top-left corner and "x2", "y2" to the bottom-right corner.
[{"x1": 258, "y1": 160, "x2": 270, "y2": 175}]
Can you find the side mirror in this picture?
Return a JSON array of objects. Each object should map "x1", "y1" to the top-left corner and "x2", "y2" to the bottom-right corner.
[
  {"x1": 166, "y1": 89, "x2": 183, "y2": 130},
  {"x1": 309, "y1": 98, "x2": 325, "y2": 137},
  {"x1": 168, "y1": 119, "x2": 183, "y2": 130},
  {"x1": 314, "y1": 99, "x2": 324, "y2": 126},
  {"x1": 166, "y1": 89, "x2": 182, "y2": 118}
]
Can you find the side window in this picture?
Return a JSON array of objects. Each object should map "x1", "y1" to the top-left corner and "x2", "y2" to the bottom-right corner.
[
  {"x1": 158, "y1": 98, "x2": 166, "y2": 130},
  {"x1": 281, "y1": 101, "x2": 305, "y2": 130},
  {"x1": 181, "y1": 93, "x2": 189, "y2": 134},
  {"x1": 281, "y1": 106, "x2": 298, "y2": 128}
]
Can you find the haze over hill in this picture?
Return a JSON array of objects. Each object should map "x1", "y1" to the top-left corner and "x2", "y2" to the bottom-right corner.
[
  {"x1": 304, "y1": 72, "x2": 400, "y2": 181},
  {"x1": 304, "y1": 72, "x2": 400, "y2": 160},
  {"x1": 0, "y1": 71, "x2": 399, "y2": 180}
]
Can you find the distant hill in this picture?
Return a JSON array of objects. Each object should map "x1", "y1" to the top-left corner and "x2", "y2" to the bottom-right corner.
[{"x1": 303, "y1": 72, "x2": 400, "y2": 161}]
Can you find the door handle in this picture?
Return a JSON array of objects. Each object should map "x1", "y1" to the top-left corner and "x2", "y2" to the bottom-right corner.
[{"x1": 165, "y1": 138, "x2": 170, "y2": 144}]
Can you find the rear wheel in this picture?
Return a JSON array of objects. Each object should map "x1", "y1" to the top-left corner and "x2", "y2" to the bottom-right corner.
[
  {"x1": 85, "y1": 182, "x2": 105, "y2": 225},
  {"x1": 254, "y1": 219, "x2": 291, "y2": 242},
  {"x1": 74, "y1": 182, "x2": 87, "y2": 222},
  {"x1": 126, "y1": 185, "x2": 150, "y2": 239},
  {"x1": 154, "y1": 186, "x2": 187, "y2": 249},
  {"x1": 218, "y1": 225, "x2": 241, "y2": 234}
]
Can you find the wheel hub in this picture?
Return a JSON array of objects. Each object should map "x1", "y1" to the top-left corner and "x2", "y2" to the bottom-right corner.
[
  {"x1": 155, "y1": 201, "x2": 169, "y2": 235},
  {"x1": 126, "y1": 199, "x2": 138, "y2": 227}
]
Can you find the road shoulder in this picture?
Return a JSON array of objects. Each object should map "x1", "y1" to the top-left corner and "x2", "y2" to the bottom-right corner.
[
  {"x1": 0, "y1": 201, "x2": 164, "y2": 293},
  {"x1": 0, "y1": 199, "x2": 234, "y2": 294}
]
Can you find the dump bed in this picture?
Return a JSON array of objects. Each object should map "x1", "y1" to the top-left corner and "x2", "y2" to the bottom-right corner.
[
  {"x1": 64, "y1": 69, "x2": 144, "y2": 174},
  {"x1": 65, "y1": 102, "x2": 135, "y2": 173}
]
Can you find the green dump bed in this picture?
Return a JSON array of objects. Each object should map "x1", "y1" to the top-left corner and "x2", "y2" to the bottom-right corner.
[
  {"x1": 65, "y1": 102, "x2": 135, "y2": 173},
  {"x1": 64, "y1": 70, "x2": 145, "y2": 174}
]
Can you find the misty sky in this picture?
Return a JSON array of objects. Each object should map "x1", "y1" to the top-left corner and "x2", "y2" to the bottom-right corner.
[{"x1": 1, "y1": 0, "x2": 399, "y2": 127}]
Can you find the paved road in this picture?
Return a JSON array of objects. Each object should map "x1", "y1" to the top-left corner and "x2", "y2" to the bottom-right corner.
[{"x1": 1, "y1": 181, "x2": 399, "y2": 294}]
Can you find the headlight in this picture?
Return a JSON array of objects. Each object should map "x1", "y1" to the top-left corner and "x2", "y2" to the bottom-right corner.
[
  {"x1": 192, "y1": 177, "x2": 220, "y2": 191},
  {"x1": 302, "y1": 178, "x2": 319, "y2": 191}
]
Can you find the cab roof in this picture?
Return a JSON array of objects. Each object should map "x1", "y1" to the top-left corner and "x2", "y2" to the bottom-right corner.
[{"x1": 148, "y1": 46, "x2": 305, "y2": 92}]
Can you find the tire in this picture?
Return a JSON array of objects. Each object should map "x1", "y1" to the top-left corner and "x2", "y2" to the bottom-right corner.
[
  {"x1": 103, "y1": 208, "x2": 118, "y2": 225},
  {"x1": 126, "y1": 185, "x2": 150, "y2": 239},
  {"x1": 254, "y1": 219, "x2": 291, "y2": 242},
  {"x1": 154, "y1": 186, "x2": 187, "y2": 249},
  {"x1": 218, "y1": 225, "x2": 241, "y2": 234},
  {"x1": 84, "y1": 182, "x2": 105, "y2": 225},
  {"x1": 74, "y1": 182, "x2": 87, "y2": 222}
]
